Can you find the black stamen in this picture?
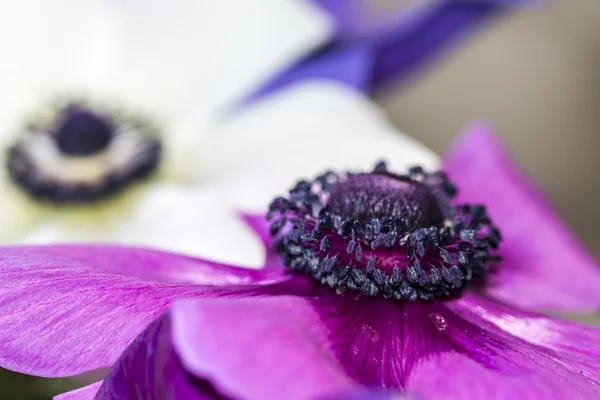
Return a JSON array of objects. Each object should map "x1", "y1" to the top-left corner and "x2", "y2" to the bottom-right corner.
[{"x1": 268, "y1": 163, "x2": 501, "y2": 303}]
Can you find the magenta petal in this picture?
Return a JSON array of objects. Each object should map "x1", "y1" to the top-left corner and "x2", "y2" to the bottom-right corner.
[
  {"x1": 406, "y1": 293, "x2": 600, "y2": 399},
  {"x1": 0, "y1": 245, "x2": 287, "y2": 377},
  {"x1": 318, "y1": 389, "x2": 414, "y2": 400},
  {"x1": 171, "y1": 291, "x2": 600, "y2": 399},
  {"x1": 54, "y1": 381, "x2": 103, "y2": 400},
  {"x1": 1, "y1": 244, "x2": 284, "y2": 285},
  {"x1": 171, "y1": 296, "x2": 357, "y2": 400},
  {"x1": 444, "y1": 123, "x2": 600, "y2": 311},
  {"x1": 97, "y1": 315, "x2": 213, "y2": 400},
  {"x1": 239, "y1": 213, "x2": 282, "y2": 269}
]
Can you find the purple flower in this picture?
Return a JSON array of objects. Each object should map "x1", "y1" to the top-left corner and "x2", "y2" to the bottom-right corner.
[
  {"x1": 253, "y1": 0, "x2": 539, "y2": 98},
  {"x1": 3, "y1": 124, "x2": 600, "y2": 400}
]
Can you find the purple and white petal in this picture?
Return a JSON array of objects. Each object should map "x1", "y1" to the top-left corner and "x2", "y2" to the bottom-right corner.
[
  {"x1": 0, "y1": 245, "x2": 288, "y2": 377},
  {"x1": 444, "y1": 123, "x2": 600, "y2": 311}
]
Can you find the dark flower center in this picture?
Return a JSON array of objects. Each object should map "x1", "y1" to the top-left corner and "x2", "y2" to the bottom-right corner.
[
  {"x1": 328, "y1": 173, "x2": 445, "y2": 230},
  {"x1": 55, "y1": 106, "x2": 114, "y2": 156},
  {"x1": 6, "y1": 102, "x2": 162, "y2": 205},
  {"x1": 268, "y1": 163, "x2": 501, "y2": 302}
]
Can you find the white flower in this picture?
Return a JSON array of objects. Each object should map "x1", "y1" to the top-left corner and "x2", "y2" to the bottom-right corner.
[{"x1": 0, "y1": 0, "x2": 336, "y2": 264}]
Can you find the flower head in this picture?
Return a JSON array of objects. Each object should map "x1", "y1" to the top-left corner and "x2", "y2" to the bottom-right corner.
[
  {"x1": 269, "y1": 163, "x2": 500, "y2": 301},
  {"x1": 2, "y1": 124, "x2": 600, "y2": 400}
]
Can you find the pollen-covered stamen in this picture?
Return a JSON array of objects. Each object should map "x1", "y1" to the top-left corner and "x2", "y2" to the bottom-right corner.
[
  {"x1": 6, "y1": 100, "x2": 162, "y2": 204},
  {"x1": 268, "y1": 163, "x2": 501, "y2": 302}
]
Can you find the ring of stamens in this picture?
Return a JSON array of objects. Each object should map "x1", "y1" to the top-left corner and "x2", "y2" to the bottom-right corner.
[{"x1": 268, "y1": 162, "x2": 501, "y2": 302}]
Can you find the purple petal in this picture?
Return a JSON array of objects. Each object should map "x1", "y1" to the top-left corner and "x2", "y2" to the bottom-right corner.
[
  {"x1": 444, "y1": 123, "x2": 600, "y2": 311},
  {"x1": 0, "y1": 245, "x2": 288, "y2": 377},
  {"x1": 239, "y1": 213, "x2": 272, "y2": 250},
  {"x1": 54, "y1": 381, "x2": 103, "y2": 400},
  {"x1": 172, "y1": 290, "x2": 600, "y2": 399},
  {"x1": 1, "y1": 244, "x2": 287, "y2": 286},
  {"x1": 96, "y1": 315, "x2": 213, "y2": 400},
  {"x1": 239, "y1": 213, "x2": 287, "y2": 269},
  {"x1": 407, "y1": 293, "x2": 600, "y2": 399},
  {"x1": 311, "y1": 0, "x2": 537, "y2": 39},
  {"x1": 98, "y1": 276, "x2": 324, "y2": 400},
  {"x1": 171, "y1": 296, "x2": 357, "y2": 400},
  {"x1": 318, "y1": 388, "x2": 415, "y2": 400},
  {"x1": 253, "y1": 0, "x2": 534, "y2": 98}
]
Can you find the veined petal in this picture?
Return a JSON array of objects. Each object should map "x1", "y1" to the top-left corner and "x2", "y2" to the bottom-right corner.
[
  {"x1": 96, "y1": 315, "x2": 210, "y2": 400},
  {"x1": 170, "y1": 291, "x2": 600, "y2": 399},
  {"x1": 54, "y1": 381, "x2": 103, "y2": 400},
  {"x1": 0, "y1": 245, "x2": 287, "y2": 377},
  {"x1": 444, "y1": 123, "x2": 600, "y2": 312},
  {"x1": 95, "y1": 279, "x2": 322, "y2": 400},
  {"x1": 205, "y1": 82, "x2": 439, "y2": 212},
  {"x1": 18, "y1": 184, "x2": 265, "y2": 267},
  {"x1": 407, "y1": 293, "x2": 600, "y2": 400},
  {"x1": 103, "y1": 308, "x2": 416, "y2": 400}
]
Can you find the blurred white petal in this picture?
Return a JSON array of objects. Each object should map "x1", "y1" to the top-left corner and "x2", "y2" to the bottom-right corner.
[
  {"x1": 111, "y1": 0, "x2": 333, "y2": 122},
  {"x1": 0, "y1": 1, "x2": 120, "y2": 106},
  {"x1": 203, "y1": 82, "x2": 440, "y2": 211},
  {"x1": 19, "y1": 184, "x2": 265, "y2": 267}
]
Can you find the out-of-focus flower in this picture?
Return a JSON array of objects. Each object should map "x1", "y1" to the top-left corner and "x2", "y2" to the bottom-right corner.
[
  {"x1": 0, "y1": 0, "x2": 334, "y2": 262},
  {"x1": 2, "y1": 122, "x2": 600, "y2": 400}
]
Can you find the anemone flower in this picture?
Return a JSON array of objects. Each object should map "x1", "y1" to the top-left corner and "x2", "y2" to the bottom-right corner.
[
  {"x1": 3, "y1": 122, "x2": 600, "y2": 400},
  {"x1": 0, "y1": 0, "x2": 532, "y2": 261}
]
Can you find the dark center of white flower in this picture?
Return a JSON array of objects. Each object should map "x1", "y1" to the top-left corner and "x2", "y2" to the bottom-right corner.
[
  {"x1": 6, "y1": 101, "x2": 162, "y2": 204},
  {"x1": 268, "y1": 162, "x2": 502, "y2": 302},
  {"x1": 54, "y1": 106, "x2": 114, "y2": 156}
]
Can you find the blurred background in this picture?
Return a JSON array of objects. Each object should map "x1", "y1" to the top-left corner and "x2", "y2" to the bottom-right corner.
[{"x1": 3, "y1": 1, "x2": 600, "y2": 398}]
